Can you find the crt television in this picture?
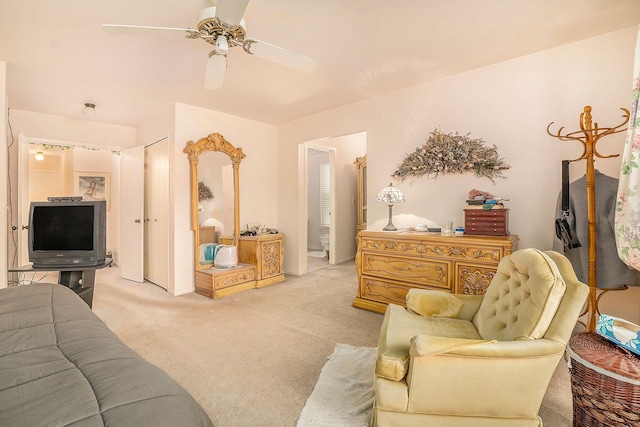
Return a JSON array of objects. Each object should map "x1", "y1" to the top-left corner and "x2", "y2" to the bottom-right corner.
[{"x1": 28, "y1": 200, "x2": 107, "y2": 268}]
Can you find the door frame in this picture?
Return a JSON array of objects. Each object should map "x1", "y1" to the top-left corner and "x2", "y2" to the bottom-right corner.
[{"x1": 301, "y1": 142, "x2": 336, "y2": 274}]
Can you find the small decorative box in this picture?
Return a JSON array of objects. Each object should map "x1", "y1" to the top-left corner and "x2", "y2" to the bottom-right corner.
[
  {"x1": 464, "y1": 208, "x2": 509, "y2": 236},
  {"x1": 596, "y1": 314, "x2": 640, "y2": 356}
]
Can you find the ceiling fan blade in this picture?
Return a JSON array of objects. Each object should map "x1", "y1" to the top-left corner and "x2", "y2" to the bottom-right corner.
[
  {"x1": 204, "y1": 54, "x2": 227, "y2": 89},
  {"x1": 243, "y1": 39, "x2": 317, "y2": 73},
  {"x1": 102, "y1": 24, "x2": 199, "y2": 38},
  {"x1": 214, "y1": 0, "x2": 250, "y2": 26}
]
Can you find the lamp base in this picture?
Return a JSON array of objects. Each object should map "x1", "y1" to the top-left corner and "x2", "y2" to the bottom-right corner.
[
  {"x1": 383, "y1": 205, "x2": 397, "y2": 231},
  {"x1": 383, "y1": 223, "x2": 397, "y2": 231}
]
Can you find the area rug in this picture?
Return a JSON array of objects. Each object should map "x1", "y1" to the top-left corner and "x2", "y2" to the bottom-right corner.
[{"x1": 297, "y1": 343, "x2": 377, "y2": 427}]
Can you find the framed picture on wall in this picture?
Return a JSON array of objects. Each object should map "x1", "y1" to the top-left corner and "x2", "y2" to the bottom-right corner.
[{"x1": 74, "y1": 172, "x2": 110, "y2": 210}]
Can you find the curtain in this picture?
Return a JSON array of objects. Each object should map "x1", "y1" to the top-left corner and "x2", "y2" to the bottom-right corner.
[{"x1": 615, "y1": 24, "x2": 640, "y2": 271}]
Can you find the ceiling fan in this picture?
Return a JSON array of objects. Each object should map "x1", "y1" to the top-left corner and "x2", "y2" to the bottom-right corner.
[{"x1": 103, "y1": 0, "x2": 316, "y2": 89}]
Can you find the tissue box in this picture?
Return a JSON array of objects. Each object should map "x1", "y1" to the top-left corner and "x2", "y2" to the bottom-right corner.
[{"x1": 596, "y1": 314, "x2": 640, "y2": 356}]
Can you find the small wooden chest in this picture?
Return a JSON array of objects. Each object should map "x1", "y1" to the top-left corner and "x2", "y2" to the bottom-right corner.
[{"x1": 464, "y1": 208, "x2": 509, "y2": 236}]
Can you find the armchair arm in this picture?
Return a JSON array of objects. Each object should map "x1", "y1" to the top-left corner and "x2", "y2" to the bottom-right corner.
[
  {"x1": 410, "y1": 335, "x2": 567, "y2": 358},
  {"x1": 406, "y1": 289, "x2": 482, "y2": 321},
  {"x1": 410, "y1": 335, "x2": 495, "y2": 357},
  {"x1": 404, "y1": 337, "x2": 568, "y2": 417}
]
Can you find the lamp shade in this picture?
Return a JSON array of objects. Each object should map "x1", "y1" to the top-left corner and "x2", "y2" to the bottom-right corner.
[{"x1": 376, "y1": 182, "x2": 405, "y2": 205}]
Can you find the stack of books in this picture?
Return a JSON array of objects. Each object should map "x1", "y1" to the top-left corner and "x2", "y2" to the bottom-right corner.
[{"x1": 465, "y1": 198, "x2": 507, "y2": 210}]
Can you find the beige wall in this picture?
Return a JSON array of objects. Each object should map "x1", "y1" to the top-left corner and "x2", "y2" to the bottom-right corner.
[
  {"x1": 277, "y1": 27, "x2": 640, "y2": 322},
  {"x1": 1, "y1": 61, "x2": 6, "y2": 288}
]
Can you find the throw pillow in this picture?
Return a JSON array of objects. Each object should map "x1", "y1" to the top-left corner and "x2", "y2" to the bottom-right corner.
[{"x1": 406, "y1": 289, "x2": 464, "y2": 318}]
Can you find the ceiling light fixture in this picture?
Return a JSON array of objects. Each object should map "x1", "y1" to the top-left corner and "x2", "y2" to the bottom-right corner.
[
  {"x1": 35, "y1": 152, "x2": 44, "y2": 161},
  {"x1": 215, "y1": 35, "x2": 229, "y2": 55},
  {"x1": 83, "y1": 103, "x2": 96, "y2": 119}
]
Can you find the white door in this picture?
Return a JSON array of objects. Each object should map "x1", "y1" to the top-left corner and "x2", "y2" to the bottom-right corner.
[
  {"x1": 120, "y1": 146, "x2": 144, "y2": 282},
  {"x1": 18, "y1": 137, "x2": 30, "y2": 265},
  {"x1": 144, "y1": 139, "x2": 169, "y2": 289}
]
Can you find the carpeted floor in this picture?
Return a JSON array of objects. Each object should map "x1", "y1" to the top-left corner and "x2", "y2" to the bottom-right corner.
[
  {"x1": 307, "y1": 253, "x2": 329, "y2": 272},
  {"x1": 90, "y1": 262, "x2": 573, "y2": 427}
]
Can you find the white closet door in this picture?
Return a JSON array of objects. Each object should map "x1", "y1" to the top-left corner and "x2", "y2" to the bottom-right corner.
[
  {"x1": 144, "y1": 139, "x2": 169, "y2": 289},
  {"x1": 120, "y1": 146, "x2": 144, "y2": 282}
]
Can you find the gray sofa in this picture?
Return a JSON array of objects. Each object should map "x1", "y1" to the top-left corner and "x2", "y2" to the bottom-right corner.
[{"x1": 0, "y1": 283, "x2": 213, "y2": 426}]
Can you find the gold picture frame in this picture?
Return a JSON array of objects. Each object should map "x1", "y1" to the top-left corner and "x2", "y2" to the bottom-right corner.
[{"x1": 74, "y1": 171, "x2": 110, "y2": 210}]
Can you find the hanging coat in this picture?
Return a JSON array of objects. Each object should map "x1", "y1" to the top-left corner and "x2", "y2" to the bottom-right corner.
[{"x1": 554, "y1": 170, "x2": 640, "y2": 288}]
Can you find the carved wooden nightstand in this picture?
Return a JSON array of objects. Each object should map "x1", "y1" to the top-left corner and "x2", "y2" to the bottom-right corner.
[{"x1": 221, "y1": 233, "x2": 285, "y2": 288}]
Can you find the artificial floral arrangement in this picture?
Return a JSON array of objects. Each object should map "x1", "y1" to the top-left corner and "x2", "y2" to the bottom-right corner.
[
  {"x1": 198, "y1": 182, "x2": 214, "y2": 201},
  {"x1": 392, "y1": 128, "x2": 510, "y2": 183}
]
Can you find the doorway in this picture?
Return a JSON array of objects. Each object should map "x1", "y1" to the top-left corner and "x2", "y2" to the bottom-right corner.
[
  {"x1": 17, "y1": 134, "x2": 122, "y2": 267},
  {"x1": 307, "y1": 147, "x2": 331, "y2": 272},
  {"x1": 299, "y1": 132, "x2": 366, "y2": 274}
]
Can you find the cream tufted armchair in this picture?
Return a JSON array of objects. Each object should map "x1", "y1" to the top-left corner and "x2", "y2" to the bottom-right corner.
[{"x1": 371, "y1": 249, "x2": 589, "y2": 427}]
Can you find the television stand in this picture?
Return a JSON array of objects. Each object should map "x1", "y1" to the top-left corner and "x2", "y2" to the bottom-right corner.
[{"x1": 8, "y1": 258, "x2": 112, "y2": 308}]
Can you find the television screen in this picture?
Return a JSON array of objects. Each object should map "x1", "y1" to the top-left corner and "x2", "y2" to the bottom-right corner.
[
  {"x1": 32, "y1": 205, "x2": 94, "y2": 251},
  {"x1": 28, "y1": 200, "x2": 107, "y2": 267}
]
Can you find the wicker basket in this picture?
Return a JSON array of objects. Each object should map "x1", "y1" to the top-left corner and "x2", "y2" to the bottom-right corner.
[{"x1": 567, "y1": 333, "x2": 640, "y2": 427}]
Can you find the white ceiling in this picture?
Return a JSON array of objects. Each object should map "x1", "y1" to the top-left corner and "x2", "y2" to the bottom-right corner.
[{"x1": 1, "y1": 0, "x2": 639, "y2": 127}]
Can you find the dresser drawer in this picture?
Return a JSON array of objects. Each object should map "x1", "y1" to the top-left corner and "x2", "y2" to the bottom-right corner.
[
  {"x1": 455, "y1": 262, "x2": 499, "y2": 295},
  {"x1": 361, "y1": 252, "x2": 451, "y2": 289},
  {"x1": 359, "y1": 276, "x2": 450, "y2": 307}
]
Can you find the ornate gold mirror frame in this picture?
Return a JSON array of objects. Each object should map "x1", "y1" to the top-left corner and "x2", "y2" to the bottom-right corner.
[{"x1": 183, "y1": 133, "x2": 245, "y2": 271}]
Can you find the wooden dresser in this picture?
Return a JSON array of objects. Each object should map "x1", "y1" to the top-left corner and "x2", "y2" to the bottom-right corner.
[
  {"x1": 221, "y1": 233, "x2": 285, "y2": 288},
  {"x1": 354, "y1": 230, "x2": 519, "y2": 314}
]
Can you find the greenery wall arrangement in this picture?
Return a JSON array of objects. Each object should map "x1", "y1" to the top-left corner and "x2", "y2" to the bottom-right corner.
[
  {"x1": 392, "y1": 128, "x2": 510, "y2": 183},
  {"x1": 198, "y1": 182, "x2": 214, "y2": 201}
]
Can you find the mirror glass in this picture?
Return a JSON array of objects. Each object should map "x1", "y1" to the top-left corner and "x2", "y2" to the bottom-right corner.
[
  {"x1": 184, "y1": 133, "x2": 244, "y2": 271},
  {"x1": 197, "y1": 152, "x2": 232, "y2": 244}
]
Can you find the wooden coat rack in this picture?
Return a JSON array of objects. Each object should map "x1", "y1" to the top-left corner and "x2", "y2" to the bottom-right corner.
[{"x1": 547, "y1": 105, "x2": 630, "y2": 332}]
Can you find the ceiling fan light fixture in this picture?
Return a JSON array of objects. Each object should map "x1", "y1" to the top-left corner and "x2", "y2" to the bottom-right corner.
[
  {"x1": 215, "y1": 35, "x2": 229, "y2": 55},
  {"x1": 104, "y1": 0, "x2": 315, "y2": 91},
  {"x1": 83, "y1": 103, "x2": 96, "y2": 119}
]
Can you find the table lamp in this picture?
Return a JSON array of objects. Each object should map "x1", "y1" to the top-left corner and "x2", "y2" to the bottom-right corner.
[{"x1": 376, "y1": 182, "x2": 405, "y2": 231}]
